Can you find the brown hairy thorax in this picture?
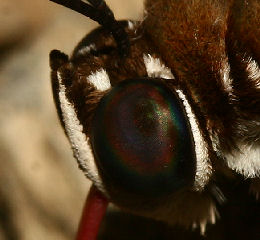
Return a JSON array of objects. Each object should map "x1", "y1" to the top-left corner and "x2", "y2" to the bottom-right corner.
[
  {"x1": 49, "y1": 0, "x2": 260, "y2": 235},
  {"x1": 144, "y1": 0, "x2": 260, "y2": 151}
]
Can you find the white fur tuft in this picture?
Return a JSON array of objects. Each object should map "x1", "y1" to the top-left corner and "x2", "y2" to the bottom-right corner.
[
  {"x1": 143, "y1": 54, "x2": 174, "y2": 79},
  {"x1": 87, "y1": 68, "x2": 111, "y2": 91},
  {"x1": 247, "y1": 58, "x2": 260, "y2": 88},
  {"x1": 226, "y1": 143, "x2": 260, "y2": 178}
]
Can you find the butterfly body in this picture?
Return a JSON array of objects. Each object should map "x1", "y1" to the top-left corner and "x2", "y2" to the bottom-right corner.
[{"x1": 49, "y1": 0, "x2": 260, "y2": 236}]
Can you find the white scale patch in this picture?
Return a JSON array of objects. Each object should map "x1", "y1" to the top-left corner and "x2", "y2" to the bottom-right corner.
[
  {"x1": 57, "y1": 71, "x2": 106, "y2": 194},
  {"x1": 226, "y1": 143, "x2": 260, "y2": 178},
  {"x1": 143, "y1": 54, "x2": 212, "y2": 190},
  {"x1": 87, "y1": 68, "x2": 111, "y2": 91},
  {"x1": 77, "y1": 43, "x2": 96, "y2": 56}
]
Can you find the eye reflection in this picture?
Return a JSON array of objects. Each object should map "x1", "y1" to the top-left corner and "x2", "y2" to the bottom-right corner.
[{"x1": 91, "y1": 78, "x2": 196, "y2": 197}]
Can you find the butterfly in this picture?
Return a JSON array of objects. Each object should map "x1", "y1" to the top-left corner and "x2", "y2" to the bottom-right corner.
[{"x1": 49, "y1": 0, "x2": 260, "y2": 239}]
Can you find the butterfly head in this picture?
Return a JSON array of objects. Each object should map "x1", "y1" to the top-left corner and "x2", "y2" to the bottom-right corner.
[{"x1": 49, "y1": 0, "x2": 260, "y2": 234}]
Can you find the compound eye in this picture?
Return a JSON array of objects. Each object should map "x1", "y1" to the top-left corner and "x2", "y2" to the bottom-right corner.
[{"x1": 91, "y1": 79, "x2": 196, "y2": 197}]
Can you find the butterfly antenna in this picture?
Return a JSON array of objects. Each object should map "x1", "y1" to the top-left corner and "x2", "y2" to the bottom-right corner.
[{"x1": 50, "y1": 0, "x2": 130, "y2": 57}]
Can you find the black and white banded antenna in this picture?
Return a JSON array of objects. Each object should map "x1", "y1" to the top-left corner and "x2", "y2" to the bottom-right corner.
[{"x1": 49, "y1": 0, "x2": 130, "y2": 57}]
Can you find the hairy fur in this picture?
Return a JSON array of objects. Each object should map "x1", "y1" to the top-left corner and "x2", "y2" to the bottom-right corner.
[{"x1": 50, "y1": 0, "x2": 260, "y2": 234}]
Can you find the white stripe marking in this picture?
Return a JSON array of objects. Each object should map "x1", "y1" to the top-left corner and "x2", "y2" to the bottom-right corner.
[
  {"x1": 57, "y1": 71, "x2": 106, "y2": 193},
  {"x1": 143, "y1": 54, "x2": 212, "y2": 190},
  {"x1": 176, "y1": 89, "x2": 212, "y2": 190}
]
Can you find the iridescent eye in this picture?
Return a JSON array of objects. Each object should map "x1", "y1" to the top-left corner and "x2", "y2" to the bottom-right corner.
[{"x1": 91, "y1": 79, "x2": 196, "y2": 197}]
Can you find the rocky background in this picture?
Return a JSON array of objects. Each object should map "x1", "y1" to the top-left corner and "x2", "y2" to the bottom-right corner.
[{"x1": 0, "y1": 1, "x2": 143, "y2": 239}]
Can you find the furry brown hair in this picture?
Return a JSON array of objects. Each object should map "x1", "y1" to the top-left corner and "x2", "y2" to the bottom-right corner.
[{"x1": 50, "y1": 0, "x2": 260, "y2": 236}]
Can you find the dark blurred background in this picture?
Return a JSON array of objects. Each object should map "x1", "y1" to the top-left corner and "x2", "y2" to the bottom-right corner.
[{"x1": 0, "y1": 1, "x2": 143, "y2": 239}]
